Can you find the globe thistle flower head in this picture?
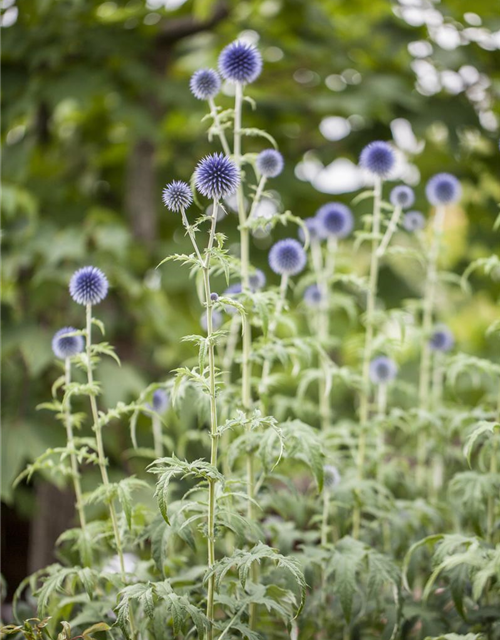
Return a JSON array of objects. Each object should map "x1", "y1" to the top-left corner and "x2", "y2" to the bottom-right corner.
[
  {"x1": 249, "y1": 269, "x2": 266, "y2": 291},
  {"x1": 303, "y1": 284, "x2": 323, "y2": 307},
  {"x1": 218, "y1": 40, "x2": 262, "y2": 84},
  {"x1": 210, "y1": 292, "x2": 219, "y2": 302},
  {"x1": 324, "y1": 465, "x2": 341, "y2": 491},
  {"x1": 189, "y1": 68, "x2": 221, "y2": 100},
  {"x1": 429, "y1": 325, "x2": 455, "y2": 352},
  {"x1": 162, "y1": 181, "x2": 193, "y2": 212},
  {"x1": 359, "y1": 141, "x2": 396, "y2": 177},
  {"x1": 256, "y1": 149, "x2": 284, "y2": 178},
  {"x1": 298, "y1": 217, "x2": 323, "y2": 243},
  {"x1": 403, "y1": 210, "x2": 426, "y2": 233},
  {"x1": 369, "y1": 356, "x2": 398, "y2": 385},
  {"x1": 69, "y1": 266, "x2": 109, "y2": 306},
  {"x1": 316, "y1": 202, "x2": 354, "y2": 239},
  {"x1": 52, "y1": 327, "x2": 84, "y2": 360},
  {"x1": 152, "y1": 389, "x2": 169, "y2": 414},
  {"x1": 195, "y1": 153, "x2": 240, "y2": 200},
  {"x1": 390, "y1": 185, "x2": 415, "y2": 210},
  {"x1": 425, "y1": 173, "x2": 461, "y2": 206},
  {"x1": 201, "y1": 309, "x2": 223, "y2": 332},
  {"x1": 268, "y1": 238, "x2": 307, "y2": 276}
]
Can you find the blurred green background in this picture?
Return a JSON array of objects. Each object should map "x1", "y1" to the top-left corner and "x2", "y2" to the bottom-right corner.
[{"x1": 2, "y1": 0, "x2": 500, "y2": 603}]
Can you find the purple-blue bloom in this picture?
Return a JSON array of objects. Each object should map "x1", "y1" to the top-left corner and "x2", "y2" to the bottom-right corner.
[
  {"x1": 390, "y1": 185, "x2": 415, "y2": 209},
  {"x1": 369, "y1": 356, "x2": 398, "y2": 384},
  {"x1": 323, "y1": 465, "x2": 341, "y2": 491},
  {"x1": 299, "y1": 217, "x2": 323, "y2": 244},
  {"x1": 190, "y1": 69, "x2": 221, "y2": 100},
  {"x1": 52, "y1": 327, "x2": 84, "y2": 360},
  {"x1": 210, "y1": 292, "x2": 219, "y2": 302},
  {"x1": 403, "y1": 210, "x2": 426, "y2": 232},
  {"x1": 425, "y1": 173, "x2": 461, "y2": 206},
  {"x1": 152, "y1": 389, "x2": 169, "y2": 414},
  {"x1": 429, "y1": 325, "x2": 454, "y2": 352},
  {"x1": 162, "y1": 181, "x2": 193, "y2": 212},
  {"x1": 316, "y1": 203, "x2": 354, "y2": 239},
  {"x1": 268, "y1": 238, "x2": 307, "y2": 276},
  {"x1": 360, "y1": 141, "x2": 396, "y2": 177},
  {"x1": 219, "y1": 40, "x2": 262, "y2": 84},
  {"x1": 256, "y1": 149, "x2": 284, "y2": 178},
  {"x1": 195, "y1": 153, "x2": 240, "y2": 200},
  {"x1": 303, "y1": 284, "x2": 323, "y2": 307},
  {"x1": 69, "y1": 266, "x2": 109, "y2": 306}
]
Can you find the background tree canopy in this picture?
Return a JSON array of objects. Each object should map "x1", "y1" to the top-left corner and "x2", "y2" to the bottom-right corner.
[{"x1": 2, "y1": 0, "x2": 499, "y2": 599}]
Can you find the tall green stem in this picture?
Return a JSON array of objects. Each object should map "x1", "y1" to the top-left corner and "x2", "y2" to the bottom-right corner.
[
  {"x1": 353, "y1": 177, "x2": 382, "y2": 539},
  {"x1": 417, "y1": 205, "x2": 445, "y2": 488},
  {"x1": 152, "y1": 414, "x2": 163, "y2": 458},
  {"x1": 63, "y1": 359, "x2": 88, "y2": 540},
  {"x1": 247, "y1": 176, "x2": 267, "y2": 221},
  {"x1": 208, "y1": 97, "x2": 231, "y2": 157},
  {"x1": 377, "y1": 205, "x2": 402, "y2": 258},
  {"x1": 85, "y1": 305, "x2": 135, "y2": 638}
]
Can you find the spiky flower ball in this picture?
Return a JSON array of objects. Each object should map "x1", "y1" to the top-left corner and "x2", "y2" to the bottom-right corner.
[
  {"x1": 316, "y1": 203, "x2": 354, "y2": 239},
  {"x1": 52, "y1": 327, "x2": 84, "y2": 360},
  {"x1": 201, "y1": 310, "x2": 223, "y2": 332},
  {"x1": 152, "y1": 389, "x2": 169, "y2": 414},
  {"x1": 210, "y1": 292, "x2": 219, "y2": 302},
  {"x1": 195, "y1": 153, "x2": 240, "y2": 200},
  {"x1": 190, "y1": 69, "x2": 221, "y2": 100},
  {"x1": 249, "y1": 269, "x2": 266, "y2": 291},
  {"x1": 369, "y1": 356, "x2": 398, "y2": 385},
  {"x1": 403, "y1": 210, "x2": 426, "y2": 233},
  {"x1": 429, "y1": 325, "x2": 455, "y2": 352},
  {"x1": 218, "y1": 40, "x2": 262, "y2": 84},
  {"x1": 299, "y1": 217, "x2": 323, "y2": 244},
  {"x1": 256, "y1": 149, "x2": 284, "y2": 178},
  {"x1": 162, "y1": 180, "x2": 193, "y2": 212},
  {"x1": 268, "y1": 238, "x2": 307, "y2": 276},
  {"x1": 69, "y1": 266, "x2": 109, "y2": 306},
  {"x1": 303, "y1": 284, "x2": 323, "y2": 307},
  {"x1": 425, "y1": 173, "x2": 461, "y2": 206},
  {"x1": 360, "y1": 141, "x2": 396, "y2": 177},
  {"x1": 324, "y1": 465, "x2": 341, "y2": 491},
  {"x1": 390, "y1": 185, "x2": 415, "y2": 209}
]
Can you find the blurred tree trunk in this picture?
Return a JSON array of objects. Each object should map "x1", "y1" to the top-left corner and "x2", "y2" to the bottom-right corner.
[
  {"x1": 124, "y1": 2, "x2": 230, "y2": 244},
  {"x1": 28, "y1": 483, "x2": 74, "y2": 573}
]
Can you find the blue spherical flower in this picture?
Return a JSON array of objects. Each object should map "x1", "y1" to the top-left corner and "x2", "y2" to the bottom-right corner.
[
  {"x1": 152, "y1": 389, "x2": 169, "y2": 414},
  {"x1": 303, "y1": 284, "x2": 323, "y2": 307},
  {"x1": 403, "y1": 210, "x2": 426, "y2": 233},
  {"x1": 52, "y1": 327, "x2": 84, "y2": 360},
  {"x1": 162, "y1": 180, "x2": 193, "y2": 212},
  {"x1": 429, "y1": 325, "x2": 454, "y2": 352},
  {"x1": 390, "y1": 185, "x2": 415, "y2": 209},
  {"x1": 369, "y1": 356, "x2": 398, "y2": 385},
  {"x1": 195, "y1": 153, "x2": 240, "y2": 200},
  {"x1": 256, "y1": 149, "x2": 284, "y2": 178},
  {"x1": 425, "y1": 173, "x2": 461, "y2": 206},
  {"x1": 316, "y1": 203, "x2": 354, "y2": 239},
  {"x1": 69, "y1": 266, "x2": 109, "y2": 306},
  {"x1": 249, "y1": 269, "x2": 266, "y2": 291},
  {"x1": 210, "y1": 292, "x2": 219, "y2": 302},
  {"x1": 299, "y1": 217, "x2": 323, "y2": 244},
  {"x1": 360, "y1": 141, "x2": 396, "y2": 177},
  {"x1": 268, "y1": 238, "x2": 307, "y2": 276},
  {"x1": 201, "y1": 309, "x2": 223, "y2": 331},
  {"x1": 218, "y1": 40, "x2": 262, "y2": 84},
  {"x1": 323, "y1": 465, "x2": 341, "y2": 491},
  {"x1": 189, "y1": 68, "x2": 221, "y2": 100}
]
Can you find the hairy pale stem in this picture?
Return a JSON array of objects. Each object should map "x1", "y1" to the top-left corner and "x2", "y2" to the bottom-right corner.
[
  {"x1": 353, "y1": 177, "x2": 382, "y2": 539},
  {"x1": 85, "y1": 305, "x2": 136, "y2": 639},
  {"x1": 208, "y1": 97, "x2": 231, "y2": 157},
  {"x1": 417, "y1": 205, "x2": 445, "y2": 490},
  {"x1": 247, "y1": 175, "x2": 267, "y2": 221},
  {"x1": 152, "y1": 414, "x2": 163, "y2": 458},
  {"x1": 377, "y1": 205, "x2": 402, "y2": 258},
  {"x1": 376, "y1": 383, "x2": 387, "y2": 484},
  {"x1": 64, "y1": 359, "x2": 88, "y2": 540},
  {"x1": 234, "y1": 80, "x2": 259, "y2": 627}
]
